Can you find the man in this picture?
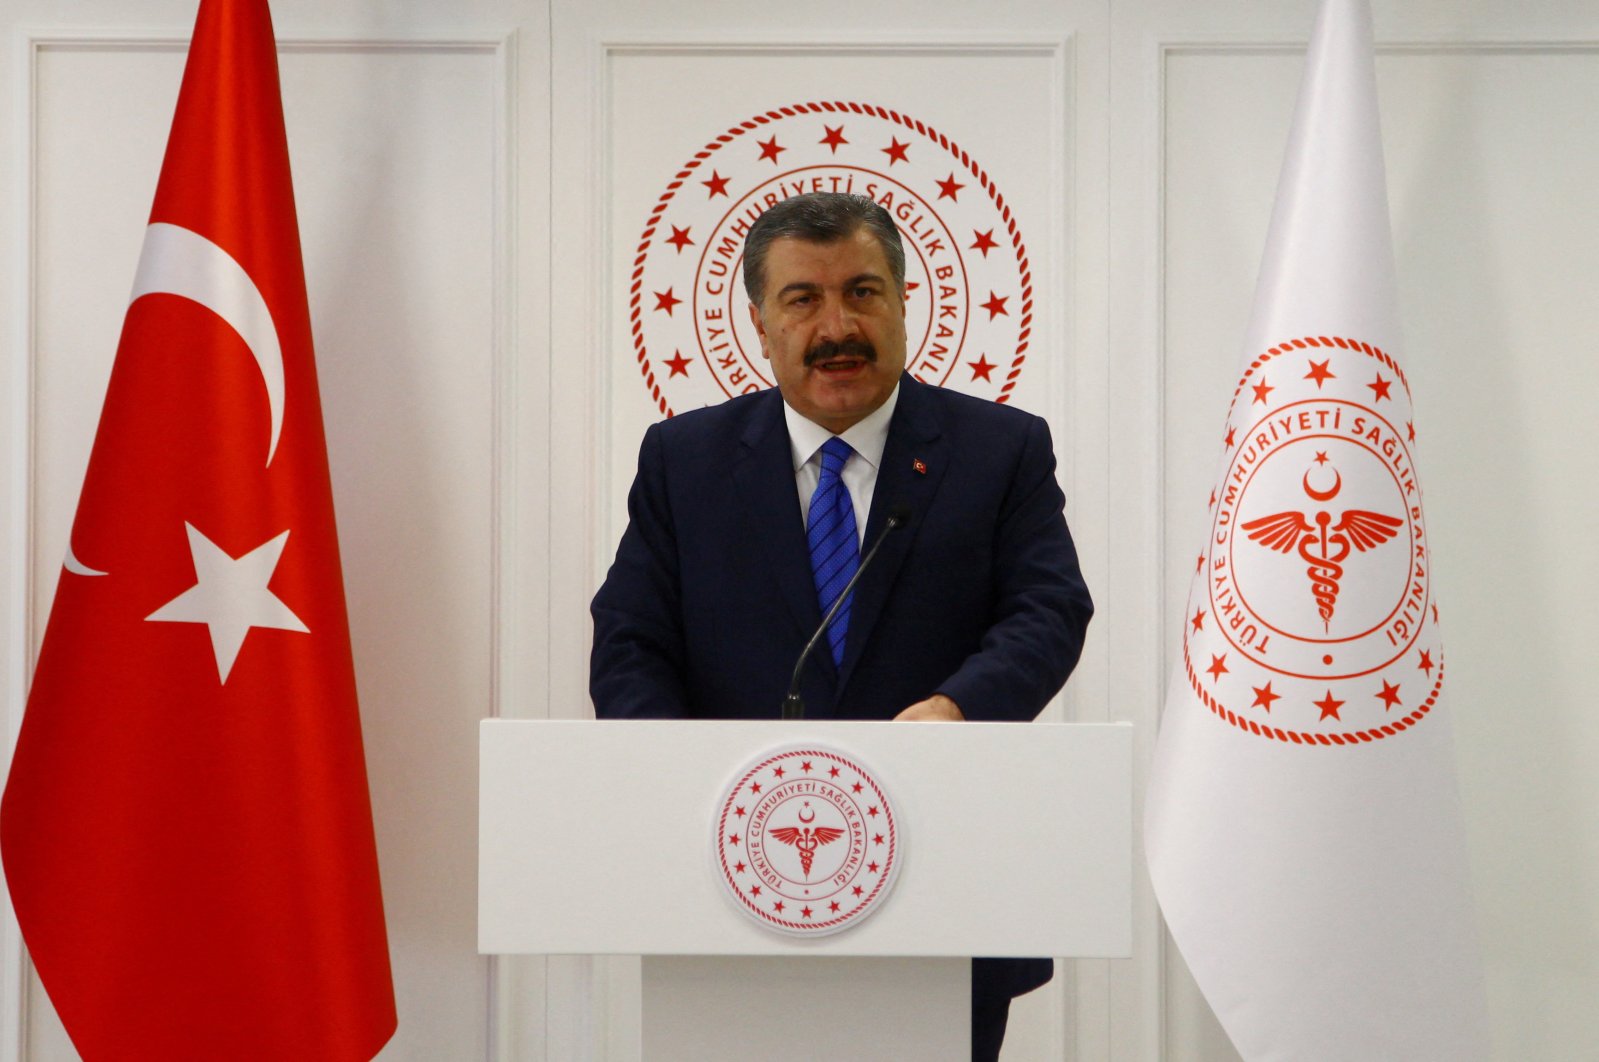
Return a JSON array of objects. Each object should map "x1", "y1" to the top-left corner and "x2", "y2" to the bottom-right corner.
[{"x1": 590, "y1": 192, "x2": 1092, "y2": 1060}]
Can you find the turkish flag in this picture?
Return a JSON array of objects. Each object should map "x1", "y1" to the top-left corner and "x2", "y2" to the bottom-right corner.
[{"x1": 1, "y1": 1, "x2": 396, "y2": 1058}]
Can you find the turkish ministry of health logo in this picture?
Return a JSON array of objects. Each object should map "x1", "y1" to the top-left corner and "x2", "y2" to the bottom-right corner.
[
  {"x1": 630, "y1": 101, "x2": 1034, "y2": 416},
  {"x1": 1184, "y1": 336, "x2": 1443, "y2": 745},
  {"x1": 713, "y1": 745, "x2": 900, "y2": 936}
]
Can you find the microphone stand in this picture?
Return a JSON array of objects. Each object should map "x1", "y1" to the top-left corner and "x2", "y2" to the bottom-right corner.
[{"x1": 781, "y1": 511, "x2": 906, "y2": 720}]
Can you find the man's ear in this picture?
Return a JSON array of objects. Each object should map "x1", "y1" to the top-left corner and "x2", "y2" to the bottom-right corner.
[{"x1": 748, "y1": 301, "x2": 770, "y2": 358}]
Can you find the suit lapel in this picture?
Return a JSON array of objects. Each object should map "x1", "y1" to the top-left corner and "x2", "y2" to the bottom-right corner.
[
  {"x1": 731, "y1": 392, "x2": 826, "y2": 655},
  {"x1": 838, "y1": 377, "x2": 947, "y2": 692}
]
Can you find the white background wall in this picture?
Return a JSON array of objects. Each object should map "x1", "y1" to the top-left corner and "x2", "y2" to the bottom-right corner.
[{"x1": 1, "y1": 0, "x2": 1594, "y2": 1058}]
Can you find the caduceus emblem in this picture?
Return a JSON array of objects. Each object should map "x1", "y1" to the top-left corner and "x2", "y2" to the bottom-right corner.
[
  {"x1": 1240, "y1": 460, "x2": 1403, "y2": 631},
  {"x1": 767, "y1": 803, "x2": 844, "y2": 881}
]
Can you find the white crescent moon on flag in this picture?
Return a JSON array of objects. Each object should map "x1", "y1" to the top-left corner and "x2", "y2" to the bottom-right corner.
[
  {"x1": 63, "y1": 543, "x2": 107, "y2": 577},
  {"x1": 64, "y1": 223, "x2": 287, "y2": 579},
  {"x1": 129, "y1": 221, "x2": 285, "y2": 467}
]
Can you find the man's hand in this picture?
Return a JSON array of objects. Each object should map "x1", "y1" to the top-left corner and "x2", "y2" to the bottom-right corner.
[{"x1": 893, "y1": 693, "x2": 965, "y2": 722}]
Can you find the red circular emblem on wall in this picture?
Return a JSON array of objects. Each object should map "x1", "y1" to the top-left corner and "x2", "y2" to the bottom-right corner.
[
  {"x1": 630, "y1": 101, "x2": 1034, "y2": 416},
  {"x1": 1184, "y1": 336, "x2": 1444, "y2": 745},
  {"x1": 713, "y1": 745, "x2": 900, "y2": 937}
]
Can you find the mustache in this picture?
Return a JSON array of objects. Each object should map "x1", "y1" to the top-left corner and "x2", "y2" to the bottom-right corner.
[{"x1": 803, "y1": 339, "x2": 877, "y2": 366}]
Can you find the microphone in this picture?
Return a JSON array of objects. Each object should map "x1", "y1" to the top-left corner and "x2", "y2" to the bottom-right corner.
[{"x1": 781, "y1": 503, "x2": 911, "y2": 720}]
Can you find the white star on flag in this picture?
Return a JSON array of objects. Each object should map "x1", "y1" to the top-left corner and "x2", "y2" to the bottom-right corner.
[{"x1": 147, "y1": 522, "x2": 309, "y2": 683}]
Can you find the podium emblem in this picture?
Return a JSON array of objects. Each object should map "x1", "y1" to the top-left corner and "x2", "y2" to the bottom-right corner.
[{"x1": 713, "y1": 745, "x2": 900, "y2": 936}]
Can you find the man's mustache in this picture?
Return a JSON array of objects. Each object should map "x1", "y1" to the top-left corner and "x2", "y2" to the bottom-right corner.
[{"x1": 804, "y1": 339, "x2": 877, "y2": 366}]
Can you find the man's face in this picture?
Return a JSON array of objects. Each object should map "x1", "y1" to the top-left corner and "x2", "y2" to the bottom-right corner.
[{"x1": 749, "y1": 227, "x2": 907, "y2": 434}]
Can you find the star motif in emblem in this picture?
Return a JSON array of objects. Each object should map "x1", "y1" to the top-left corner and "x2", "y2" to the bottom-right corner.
[
  {"x1": 819, "y1": 124, "x2": 848, "y2": 152},
  {"x1": 867, "y1": 806, "x2": 880, "y2": 818},
  {"x1": 734, "y1": 861, "x2": 746, "y2": 873},
  {"x1": 1376, "y1": 680, "x2": 1402, "y2": 711},
  {"x1": 653, "y1": 288, "x2": 681, "y2": 315},
  {"x1": 828, "y1": 766, "x2": 840, "y2": 778},
  {"x1": 935, "y1": 173, "x2": 965, "y2": 200},
  {"x1": 873, "y1": 833, "x2": 884, "y2": 845},
  {"x1": 728, "y1": 833, "x2": 740, "y2": 845},
  {"x1": 881, "y1": 138, "x2": 910, "y2": 164},
  {"x1": 800, "y1": 761, "x2": 813, "y2": 772},
  {"x1": 1251, "y1": 682, "x2": 1280, "y2": 712},
  {"x1": 663, "y1": 350, "x2": 692, "y2": 378},
  {"x1": 1251, "y1": 378, "x2": 1274, "y2": 405},
  {"x1": 665, "y1": 225, "x2": 694, "y2": 252},
  {"x1": 1191, "y1": 608, "x2": 1206, "y2": 633},
  {"x1": 773, "y1": 901, "x2": 785, "y2": 913},
  {"x1": 702, "y1": 170, "x2": 731, "y2": 197},
  {"x1": 1314, "y1": 690, "x2": 1344, "y2": 721},
  {"x1": 1208, "y1": 489, "x2": 1216, "y2": 510},
  {"x1": 734, "y1": 805, "x2": 746, "y2": 817},
  {"x1": 1314, "y1": 450, "x2": 1330, "y2": 465},
  {"x1": 867, "y1": 861, "x2": 880, "y2": 873},
  {"x1": 1224, "y1": 426, "x2": 1236, "y2": 448},
  {"x1": 1417, "y1": 650, "x2": 1434, "y2": 676},
  {"x1": 757, "y1": 136, "x2": 785, "y2": 163},
  {"x1": 829, "y1": 901, "x2": 841, "y2": 913},
  {"x1": 851, "y1": 782, "x2": 863, "y2": 794},
  {"x1": 750, "y1": 782, "x2": 762, "y2": 794},
  {"x1": 968, "y1": 355, "x2": 995, "y2": 382},
  {"x1": 801, "y1": 906, "x2": 813, "y2": 919},
  {"x1": 1408, "y1": 421, "x2": 1417, "y2": 443},
  {"x1": 1205, "y1": 654, "x2": 1228, "y2": 681},
  {"x1": 145, "y1": 523, "x2": 309, "y2": 683},
  {"x1": 1432, "y1": 604, "x2": 1439, "y2": 624},
  {"x1": 970, "y1": 229, "x2": 998, "y2": 256},
  {"x1": 750, "y1": 884, "x2": 761, "y2": 896},
  {"x1": 853, "y1": 885, "x2": 864, "y2": 897},
  {"x1": 773, "y1": 766, "x2": 785, "y2": 778},
  {"x1": 1196, "y1": 553, "x2": 1206, "y2": 573},
  {"x1": 1305, "y1": 359, "x2": 1335, "y2": 388},
  {"x1": 1367, "y1": 374, "x2": 1393, "y2": 401},
  {"x1": 979, "y1": 292, "x2": 1009, "y2": 319}
]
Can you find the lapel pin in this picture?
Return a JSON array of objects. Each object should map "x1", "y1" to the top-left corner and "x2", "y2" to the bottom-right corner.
[{"x1": 913, "y1": 458, "x2": 927, "y2": 475}]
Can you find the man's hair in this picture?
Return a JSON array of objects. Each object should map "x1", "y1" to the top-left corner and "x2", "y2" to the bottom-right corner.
[{"x1": 742, "y1": 192, "x2": 906, "y2": 305}]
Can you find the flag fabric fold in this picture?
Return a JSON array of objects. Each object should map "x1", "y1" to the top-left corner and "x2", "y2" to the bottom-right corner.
[
  {"x1": 1, "y1": 1, "x2": 396, "y2": 1057},
  {"x1": 1144, "y1": 1, "x2": 1488, "y2": 1058}
]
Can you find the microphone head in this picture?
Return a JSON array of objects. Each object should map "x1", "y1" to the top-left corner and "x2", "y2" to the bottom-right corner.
[{"x1": 886, "y1": 501, "x2": 912, "y2": 528}]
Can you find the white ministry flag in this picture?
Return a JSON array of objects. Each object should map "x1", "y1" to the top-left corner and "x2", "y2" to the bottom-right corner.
[{"x1": 1144, "y1": 1, "x2": 1488, "y2": 1058}]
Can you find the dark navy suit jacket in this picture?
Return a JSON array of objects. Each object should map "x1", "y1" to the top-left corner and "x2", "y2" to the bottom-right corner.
[{"x1": 590, "y1": 374, "x2": 1093, "y2": 997}]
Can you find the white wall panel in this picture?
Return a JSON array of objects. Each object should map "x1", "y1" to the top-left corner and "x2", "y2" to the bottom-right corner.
[{"x1": 554, "y1": 4, "x2": 1111, "y2": 1059}]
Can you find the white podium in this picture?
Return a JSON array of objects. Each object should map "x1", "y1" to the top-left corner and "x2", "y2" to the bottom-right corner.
[{"x1": 480, "y1": 720, "x2": 1131, "y2": 1059}]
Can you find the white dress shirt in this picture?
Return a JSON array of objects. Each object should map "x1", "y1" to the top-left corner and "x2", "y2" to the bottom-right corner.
[{"x1": 783, "y1": 383, "x2": 901, "y2": 549}]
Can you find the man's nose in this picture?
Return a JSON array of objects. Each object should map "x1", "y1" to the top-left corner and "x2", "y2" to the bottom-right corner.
[{"x1": 815, "y1": 296, "x2": 859, "y2": 342}]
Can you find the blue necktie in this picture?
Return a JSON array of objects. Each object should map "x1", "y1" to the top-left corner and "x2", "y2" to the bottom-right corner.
[{"x1": 807, "y1": 436, "x2": 859, "y2": 668}]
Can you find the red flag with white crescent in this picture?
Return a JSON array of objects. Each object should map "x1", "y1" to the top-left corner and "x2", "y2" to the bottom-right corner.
[{"x1": 0, "y1": 1, "x2": 397, "y2": 1057}]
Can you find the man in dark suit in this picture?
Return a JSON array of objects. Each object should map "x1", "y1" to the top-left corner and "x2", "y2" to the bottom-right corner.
[{"x1": 590, "y1": 192, "x2": 1093, "y2": 1060}]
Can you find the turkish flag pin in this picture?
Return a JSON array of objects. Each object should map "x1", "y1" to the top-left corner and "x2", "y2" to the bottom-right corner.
[{"x1": 913, "y1": 459, "x2": 927, "y2": 475}]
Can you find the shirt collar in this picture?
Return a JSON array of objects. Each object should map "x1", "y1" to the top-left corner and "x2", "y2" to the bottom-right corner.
[{"x1": 783, "y1": 382, "x2": 901, "y2": 473}]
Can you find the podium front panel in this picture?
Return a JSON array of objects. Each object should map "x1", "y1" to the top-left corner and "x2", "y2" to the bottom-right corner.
[{"x1": 479, "y1": 719, "x2": 1131, "y2": 957}]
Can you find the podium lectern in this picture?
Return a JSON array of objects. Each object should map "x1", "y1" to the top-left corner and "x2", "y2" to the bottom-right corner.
[{"x1": 480, "y1": 719, "x2": 1131, "y2": 1059}]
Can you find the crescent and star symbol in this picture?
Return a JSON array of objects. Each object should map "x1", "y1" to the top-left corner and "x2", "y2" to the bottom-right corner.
[
  {"x1": 67, "y1": 222, "x2": 306, "y2": 686},
  {"x1": 145, "y1": 524, "x2": 309, "y2": 683}
]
